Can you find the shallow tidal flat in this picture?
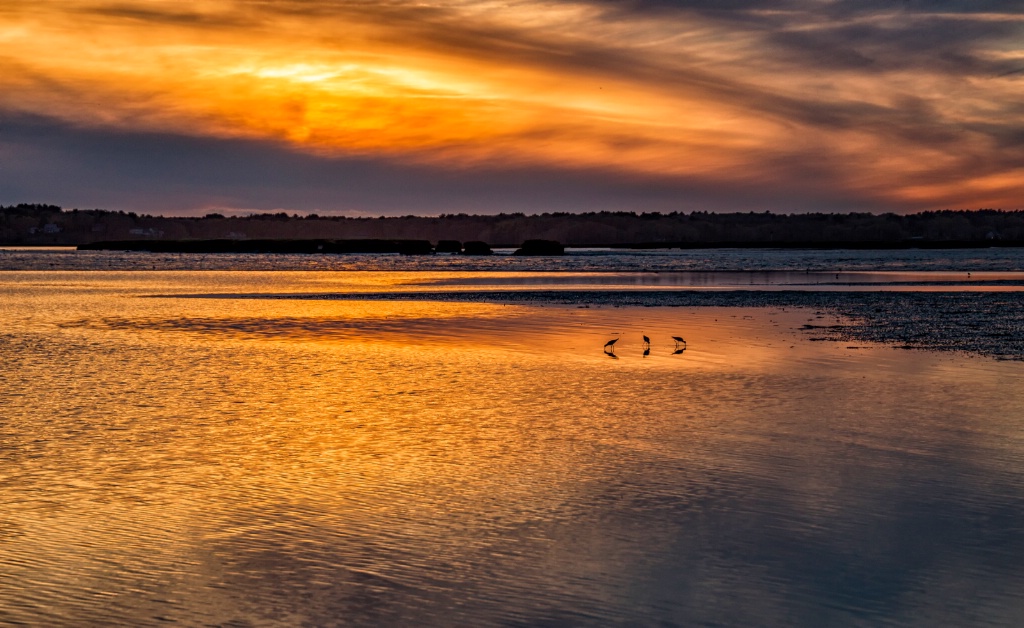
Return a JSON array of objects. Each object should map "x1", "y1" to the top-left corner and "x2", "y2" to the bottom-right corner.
[{"x1": 2, "y1": 271, "x2": 1024, "y2": 625}]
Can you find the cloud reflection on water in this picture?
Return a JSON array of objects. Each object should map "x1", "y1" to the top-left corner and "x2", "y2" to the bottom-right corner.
[{"x1": 3, "y1": 274, "x2": 1024, "y2": 625}]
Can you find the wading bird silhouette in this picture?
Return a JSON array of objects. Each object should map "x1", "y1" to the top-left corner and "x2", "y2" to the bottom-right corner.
[
  {"x1": 672, "y1": 336, "x2": 686, "y2": 347},
  {"x1": 642, "y1": 334, "x2": 650, "y2": 347},
  {"x1": 604, "y1": 338, "x2": 619, "y2": 353}
]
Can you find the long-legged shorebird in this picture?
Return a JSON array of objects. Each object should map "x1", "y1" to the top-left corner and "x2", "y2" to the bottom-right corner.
[
  {"x1": 642, "y1": 334, "x2": 650, "y2": 346},
  {"x1": 672, "y1": 336, "x2": 686, "y2": 347},
  {"x1": 603, "y1": 338, "x2": 619, "y2": 353}
]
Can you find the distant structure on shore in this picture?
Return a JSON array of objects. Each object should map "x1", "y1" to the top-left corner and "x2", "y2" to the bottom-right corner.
[{"x1": 3, "y1": 204, "x2": 1024, "y2": 249}]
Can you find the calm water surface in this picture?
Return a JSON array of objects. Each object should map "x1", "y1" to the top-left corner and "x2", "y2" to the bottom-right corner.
[{"x1": 3, "y1": 270, "x2": 1024, "y2": 626}]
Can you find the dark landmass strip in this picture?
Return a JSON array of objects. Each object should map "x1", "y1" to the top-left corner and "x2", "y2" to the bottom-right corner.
[
  {"x1": 4, "y1": 204, "x2": 1024, "y2": 248},
  {"x1": 79, "y1": 238, "x2": 555, "y2": 256},
  {"x1": 74, "y1": 236, "x2": 1024, "y2": 256},
  {"x1": 79, "y1": 239, "x2": 435, "y2": 255},
  {"x1": 513, "y1": 239, "x2": 565, "y2": 255},
  {"x1": 203, "y1": 289, "x2": 1021, "y2": 361},
  {"x1": 621, "y1": 239, "x2": 1024, "y2": 250}
]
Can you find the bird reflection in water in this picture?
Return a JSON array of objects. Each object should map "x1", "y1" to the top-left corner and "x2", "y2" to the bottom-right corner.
[
  {"x1": 603, "y1": 336, "x2": 687, "y2": 357},
  {"x1": 604, "y1": 337, "x2": 619, "y2": 358}
]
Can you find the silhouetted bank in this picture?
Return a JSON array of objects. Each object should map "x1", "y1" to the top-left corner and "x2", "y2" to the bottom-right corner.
[
  {"x1": 462, "y1": 241, "x2": 493, "y2": 255},
  {"x1": 514, "y1": 240, "x2": 565, "y2": 255},
  {"x1": 78, "y1": 238, "x2": 523, "y2": 255},
  {"x1": 619, "y1": 239, "x2": 1024, "y2": 250},
  {"x1": 79, "y1": 239, "x2": 436, "y2": 255},
  {"x1": 6, "y1": 204, "x2": 1024, "y2": 248},
  {"x1": 435, "y1": 240, "x2": 462, "y2": 253}
]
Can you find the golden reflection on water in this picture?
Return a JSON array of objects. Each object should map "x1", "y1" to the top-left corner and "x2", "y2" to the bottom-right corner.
[{"x1": 3, "y1": 272, "x2": 1024, "y2": 625}]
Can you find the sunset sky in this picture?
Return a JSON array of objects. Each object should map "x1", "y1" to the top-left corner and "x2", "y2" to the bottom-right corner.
[{"x1": 2, "y1": 0, "x2": 1022, "y2": 215}]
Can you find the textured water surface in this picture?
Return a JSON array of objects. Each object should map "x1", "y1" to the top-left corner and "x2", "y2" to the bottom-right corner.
[
  {"x1": 4, "y1": 246, "x2": 1024, "y2": 272},
  {"x1": 2, "y1": 271, "x2": 1024, "y2": 626}
]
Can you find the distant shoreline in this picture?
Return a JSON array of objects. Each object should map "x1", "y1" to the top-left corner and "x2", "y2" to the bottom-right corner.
[
  {"x1": 4, "y1": 240, "x2": 1024, "y2": 252},
  {"x1": 612, "y1": 240, "x2": 1024, "y2": 250},
  {"x1": 70, "y1": 238, "x2": 1024, "y2": 253},
  {"x1": 5, "y1": 204, "x2": 1024, "y2": 249}
]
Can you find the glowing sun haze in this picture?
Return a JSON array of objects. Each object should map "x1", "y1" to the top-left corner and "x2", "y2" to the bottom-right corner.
[{"x1": 1, "y1": 0, "x2": 1022, "y2": 215}]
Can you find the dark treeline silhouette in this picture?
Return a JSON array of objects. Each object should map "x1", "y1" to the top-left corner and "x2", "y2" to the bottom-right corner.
[
  {"x1": 3, "y1": 203, "x2": 1024, "y2": 248},
  {"x1": 78, "y1": 238, "x2": 436, "y2": 255}
]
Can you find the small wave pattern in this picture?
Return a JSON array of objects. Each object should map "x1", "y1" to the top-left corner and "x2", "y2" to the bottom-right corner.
[{"x1": 5, "y1": 247, "x2": 1024, "y2": 272}]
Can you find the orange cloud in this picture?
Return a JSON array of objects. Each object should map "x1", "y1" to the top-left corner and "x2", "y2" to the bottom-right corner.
[{"x1": 2, "y1": 1, "x2": 1022, "y2": 211}]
